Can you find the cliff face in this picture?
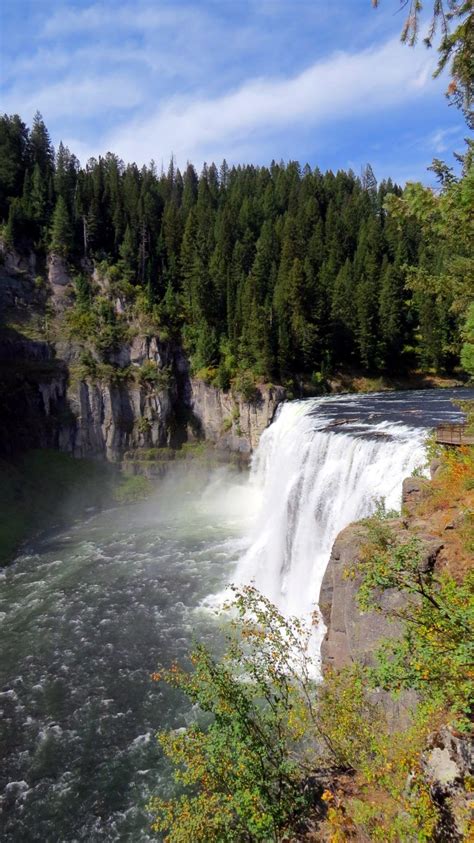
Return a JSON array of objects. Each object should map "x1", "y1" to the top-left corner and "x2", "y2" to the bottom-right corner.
[
  {"x1": 319, "y1": 472, "x2": 472, "y2": 836},
  {"x1": 188, "y1": 378, "x2": 285, "y2": 455},
  {"x1": 0, "y1": 245, "x2": 284, "y2": 461},
  {"x1": 319, "y1": 473, "x2": 445, "y2": 677}
]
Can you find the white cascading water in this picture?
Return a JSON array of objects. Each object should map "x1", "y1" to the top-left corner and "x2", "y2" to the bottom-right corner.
[{"x1": 232, "y1": 397, "x2": 427, "y2": 662}]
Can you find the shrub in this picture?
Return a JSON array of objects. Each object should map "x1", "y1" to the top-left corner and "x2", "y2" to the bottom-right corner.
[
  {"x1": 149, "y1": 587, "x2": 325, "y2": 842},
  {"x1": 358, "y1": 516, "x2": 474, "y2": 731},
  {"x1": 137, "y1": 361, "x2": 171, "y2": 389},
  {"x1": 148, "y1": 587, "x2": 446, "y2": 842},
  {"x1": 232, "y1": 370, "x2": 259, "y2": 403},
  {"x1": 136, "y1": 417, "x2": 151, "y2": 435},
  {"x1": 195, "y1": 366, "x2": 218, "y2": 385}
]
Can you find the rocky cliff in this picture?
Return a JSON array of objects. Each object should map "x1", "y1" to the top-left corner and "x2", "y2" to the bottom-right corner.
[
  {"x1": 0, "y1": 244, "x2": 284, "y2": 461},
  {"x1": 319, "y1": 470, "x2": 472, "y2": 837},
  {"x1": 319, "y1": 469, "x2": 448, "y2": 674},
  {"x1": 188, "y1": 378, "x2": 285, "y2": 455}
]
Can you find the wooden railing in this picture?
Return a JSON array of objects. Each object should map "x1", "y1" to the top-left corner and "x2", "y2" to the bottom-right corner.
[{"x1": 435, "y1": 423, "x2": 474, "y2": 446}]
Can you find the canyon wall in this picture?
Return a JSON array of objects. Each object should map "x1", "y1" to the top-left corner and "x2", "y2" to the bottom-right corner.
[{"x1": 0, "y1": 245, "x2": 284, "y2": 461}]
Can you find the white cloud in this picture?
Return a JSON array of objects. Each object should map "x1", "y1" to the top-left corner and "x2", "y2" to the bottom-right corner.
[
  {"x1": 71, "y1": 37, "x2": 436, "y2": 167},
  {"x1": 429, "y1": 126, "x2": 464, "y2": 153},
  {"x1": 2, "y1": 75, "x2": 144, "y2": 121}
]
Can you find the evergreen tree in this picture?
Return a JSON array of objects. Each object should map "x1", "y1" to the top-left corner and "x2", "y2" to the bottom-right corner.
[
  {"x1": 29, "y1": 111, "x2": 54, "y2": 177},
  {"x1": 0, "y1": 114, "x2": 29, "y2": 220},
  {"x1": 1, "y1": 110, "x2": 467, "y2": 384},
  {"x1": 50, "y1": 195, "x2": 73, "y2": 256}
]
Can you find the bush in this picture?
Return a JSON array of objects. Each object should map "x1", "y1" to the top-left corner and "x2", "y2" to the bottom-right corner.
[
  {"x1": 195, "y1": 366, "x2": 218, "y2": 385},
  {"x1": 136, "y1": 361, "x2": 171, "y2": 389},
  {"x1": 148, "y1": 588, "x2": 445, "y2": 842},
  {"x1": 232, "y1": 370, "x2": 259, "y2": 403},
  {"x1": 149, "y1": 587, "x2": 325, "y2": 842}
]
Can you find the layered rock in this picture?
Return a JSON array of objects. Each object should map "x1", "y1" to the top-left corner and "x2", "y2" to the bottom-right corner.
[
  {"x1": 66, "y1": 377, "x2": 174, "y2": 461},
  {"x1": 188, "y1": 378, "x2": 285, "y2": 454}
]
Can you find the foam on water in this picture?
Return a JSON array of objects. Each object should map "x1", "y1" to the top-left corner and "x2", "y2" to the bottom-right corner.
[{"x1": 231, "y1": 397, "x2": 427, "y2": 660}]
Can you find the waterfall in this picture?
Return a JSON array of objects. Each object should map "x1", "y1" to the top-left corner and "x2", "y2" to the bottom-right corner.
[{"x1": 232, "y1": 396, "x2": 427, "y2": 658}]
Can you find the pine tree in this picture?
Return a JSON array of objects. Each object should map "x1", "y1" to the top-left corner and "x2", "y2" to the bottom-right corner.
[
  {"x1": 331, "y1": 258, "x2": 355, "y2": 364},
  {"x1": 0, "y1": 114, "x2": 29, "y2": 220},
  {"x1": 50, "y1": 196, "x2": 73, "y2": 256},
  {"x1": 378, "y1": 260, "x2": 405, "y2": 368},
  {"x1": 29, "y1": 111, "x2": 54, "y2": 177}
]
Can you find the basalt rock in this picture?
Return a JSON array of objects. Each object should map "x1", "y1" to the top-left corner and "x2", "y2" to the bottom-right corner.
[
  {"x1": 402, "y1": 475, "x2": 431, "y2": 513},
  {"x1": 319, "y1": 521, "x2": 418, "y2": 731},
  {"x1": 188, "y1": 378, "x2": 285, "y2": 454}
]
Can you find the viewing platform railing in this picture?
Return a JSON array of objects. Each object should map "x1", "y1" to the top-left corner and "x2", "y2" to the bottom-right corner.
[{"x1": 435, "y1": 423, "x2": 474, "y2": 446}]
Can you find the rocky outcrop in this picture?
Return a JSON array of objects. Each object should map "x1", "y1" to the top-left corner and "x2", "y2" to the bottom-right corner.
[
  {"x1": 319, "y1": 520, "x2": 438, "y2": 731},
  {"x1": 66, "y1": 378, "x2": 174, "y2": 461},
  {"x1": 0, "y1": 248, "x2": 283, "y2": 461},
  {"x1": 402, "y1": 475, "x2": 431, "y2": 513},
  {"x1": 47, "y1": 253, "x2": 73, "y2": 312},
  {"x1": 189, "y1": 378, "x2": 285, "y2": 454},
  {"x1": 319, "y1": 522, "x2": 406, "y2": 674},
  {"x1": 423, "y1": 727, "x2": 474, "y2": 841}
]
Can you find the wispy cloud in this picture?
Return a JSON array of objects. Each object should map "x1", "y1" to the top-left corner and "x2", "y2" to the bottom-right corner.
[
  {"x1": 41, "y1": 2, "x2": 207, "y2": 36},
  {"x1": 71, "y1": 37, "x2": 436, "y2": 166},
  {"x1": 1, "y1": 0, "x2": 465, "y2": 183},
  {"x1": 2, "y1": 75, "x2": 145, "y2": 121},
  {"x1": 429, "y1": 126, "x2": 464, "y2": 154}
]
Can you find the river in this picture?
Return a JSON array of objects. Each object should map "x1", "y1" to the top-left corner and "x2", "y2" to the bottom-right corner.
[{"x1": 1, "y1": 388, "x2": 472, "y2": 840}]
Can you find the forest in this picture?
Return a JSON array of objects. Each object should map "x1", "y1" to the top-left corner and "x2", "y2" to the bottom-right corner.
[{"x1": 0, "y1": 111, "x2": 472, "y2": 388}]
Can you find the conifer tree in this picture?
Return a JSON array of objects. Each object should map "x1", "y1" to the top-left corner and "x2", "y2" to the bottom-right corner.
[{"x1": 50, "y1": 195, "x2": 73, "y2": 256}]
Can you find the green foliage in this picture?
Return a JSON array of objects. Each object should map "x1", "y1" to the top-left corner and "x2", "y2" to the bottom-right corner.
[
  {"x1": 50, "y1": 195, "x2": 73, "y2": 256},
  {"x1": 373, "y1": 1, "x2": 474, "y2": 124},
  {"x1": 1, "y1": 110, "x2": 470, "y2": 381},
  {"x1": 385, "y1": 160, "x2": 474, "y2": 370},
  {"x1": 460, "y1": 301, "x2": 474, "y2": 378},
  {"x1": 358, "y1": 518, "x2": 474, "y2": 730},
  {"x1": 453, "y1": 398, "x2": 474, "y2": 433},
  {"x1": 149, "y1": 586, "x2": 324, "y2": 842},
  {"x1": 149, "y1": 586, "x2": 447, "y2": 842},
  {"x1": 194, "y1": 366, "x2": 218, "y2": 385},
  {"x1": 136, "y1": 361, "x2": 171, "y2": 390},
  {"x1": 232, "y1": 370, "x2": 259, "y2": 403},
  {"x1": 65, "y1": 286, "x2": 129, "y2": 359}
]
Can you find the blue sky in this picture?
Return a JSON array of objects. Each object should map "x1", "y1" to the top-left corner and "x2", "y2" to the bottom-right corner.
[{"x1": 0, "y1": 0, "x2": 468, "y2": 184}]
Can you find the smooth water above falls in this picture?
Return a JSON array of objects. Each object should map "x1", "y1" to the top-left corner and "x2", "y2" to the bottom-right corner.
[{"x1": 1, "y1": 388, "x2": 471, "y2": 841}]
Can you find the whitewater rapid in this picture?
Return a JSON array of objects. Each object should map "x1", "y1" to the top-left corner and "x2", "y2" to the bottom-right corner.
[{"x1": 231, "y1": 396, "x2": 428, "y2": 655}]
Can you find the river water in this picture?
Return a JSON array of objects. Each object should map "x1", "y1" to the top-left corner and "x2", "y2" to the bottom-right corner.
[{"x1": 1, "y1": 388, "x2": 471, "y2": 840}]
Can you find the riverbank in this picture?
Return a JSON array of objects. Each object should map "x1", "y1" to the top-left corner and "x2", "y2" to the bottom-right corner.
[{"x1": 297, "y1": 368, "x2": 467, "y2": 397}]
